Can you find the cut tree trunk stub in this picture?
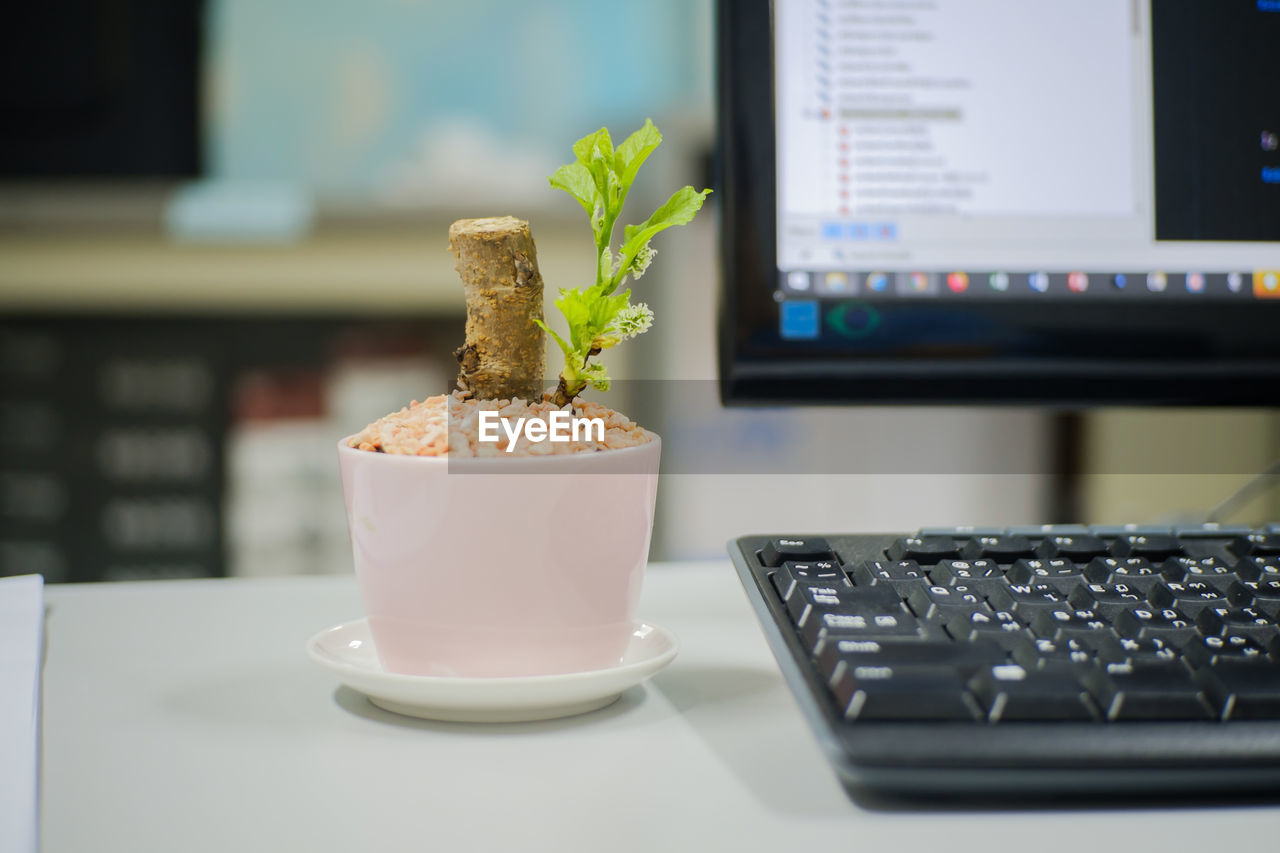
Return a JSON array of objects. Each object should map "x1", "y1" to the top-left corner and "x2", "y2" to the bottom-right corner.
[{"x1": 449, "y1": 216, "x2": 546, "y2": 402}]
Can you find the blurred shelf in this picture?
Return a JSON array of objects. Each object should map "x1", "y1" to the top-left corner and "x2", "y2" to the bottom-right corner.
[
  {"x1": 0, "y1": 185, "x2": 591, "y2": 314},
  {"x1": 0, "y1": 232, "x2": 461, "y2": 313},
  {"x1": 0, "y1": 227, "x2": 594, "y2": 314}
]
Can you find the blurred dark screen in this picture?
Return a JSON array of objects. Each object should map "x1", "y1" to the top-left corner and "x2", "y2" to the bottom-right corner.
[
  {"x1": 1152, "y1": 0, "x2": 1280, "y2": 241},
  {"x1": 0, "y1": 0, "x2": 202, "y2": 176}
]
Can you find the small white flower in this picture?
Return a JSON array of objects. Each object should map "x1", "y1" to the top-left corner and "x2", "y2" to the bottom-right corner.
[
  {"x1": 628, "y1": 243, "x2": 657, "y2": 280},
  {"x1": 608, "y1": 303, "x2": 654, "y2": 340}
]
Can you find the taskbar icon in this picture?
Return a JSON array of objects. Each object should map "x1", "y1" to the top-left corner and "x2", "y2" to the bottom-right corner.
[{"x1": 779, "y1": 269, "x2": 1264, "y2": 299}]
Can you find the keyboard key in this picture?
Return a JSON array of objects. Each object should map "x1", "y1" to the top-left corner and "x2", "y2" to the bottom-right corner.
[
  {"x1": 1195, "y1": 606, "x2": 1278, "y2": 643},
  {"x1": 1174, "y1": 524, "x2": 1252, "y2": 539},
  {"x1": 946, "y1": 609, "x2": 1027, "y2": 650},
  {"x1": 831, "y1": 667, "x2": 981, "y2": 721},
  {"x1": 928, "y1": 559, "x2": 1004, "y2": 593},
  {"x1": 1083, "y1": 662, "x2": 1216, "y2": 720},
  {"x1": 1230, "y1": 533, "x2": 1280, "y2": 558},
  {"x1": 1008, "y1": 524, "x2": 1089, "y2": 537},
  {"x1": 854, "y1": 559, "x2": 930, "y2": 595},
  {"x1": 1195, "y1": 660, "x2": 1280, "y2": 720},
  {"x1": 760, "y1": 537, "x2": 834, "y2": 567},
  {"x1": 1090, "y1": 524, "x2": 1173, "y2": 538},
  {"x1": 1011, "y1": 636, "x2": 1093, "y2": 669},
  {"x1": 960, "y1": 534, "x2": 1036, "y2": 562},
  {"x1": 1237, "y1": 556, "x2": 1280, "y2": 586},
  {"x1": 1245, "y1": 578, "x2": 1280, "y2": 618},
  {"x1": 1089, "y1": 557, "x2": 1163, "y2": 592},
  {"x1": 969, "y1": 663, "x2": 1098, "y2": 722},
  {"x1": 1068, "y1": 583, "x2": 1146, "y2": 618},
  {"x1": 905, "y1": 583, "x2": 989, "y2": 622},
  {"x1": 1181, "y1": 633, "x2": 1271, "y2": 668},
  {"x1": 1004, "y1": 557, "x2": 1072, "y2": 583},
  {"x1": 785, "y1": 583, "x2": 903, "y2": 625},
  {"x1": 1037, "y1": 534, "x2": 1111, "y2": 561},
  {"x1": 1086, "y1": 635, "x2": 1178, "y2": 666},
  {"x1": 920, "y1": 526, "x2": 1004, "y2": 538},
  {"x1": 784, "y1": 584, "x2": 861, "y2": 627},
  {"x1": 1114, "y1": 606, "x2": 1198, "y2": 645},
  {"x1": 1007, "y1": 558, "x2": 1104, "y2": 592},
  {"x1": 1164, "y1": 556, "x2": 1241, "y2": 590},
  {"x1": 770, "y1": 560, "x2": 847, "y2": 601},
  {"x1": 1031, "y1": 608, "x2": 1111, "y2": 644},
  {"x1": 815, "y1": 638, "x2": 1007, "y2": 683},
  {"x1": 788, "y1": 559, "x2": 845, "y2": 579},
  {"x1": 800, "y1": 606, "x2": 928, "y2": 652},
  {"x1": 987, "y1": 583, "x2": 1071, "y2": 618},
  {"x1": 1111, "y1": 534, "x2": 1184, "y2": 561},
  {"x1": 886, "y1": 536, "x2": 960, "y2": 564},
  {"x1": 1148, "y1": 580, "x2": 1232, "y2": 617}
]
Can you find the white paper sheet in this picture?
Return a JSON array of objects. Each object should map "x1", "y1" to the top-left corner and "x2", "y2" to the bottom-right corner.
[{"x1": 0, "y1": 574, "x2": 44, "y2": 853}]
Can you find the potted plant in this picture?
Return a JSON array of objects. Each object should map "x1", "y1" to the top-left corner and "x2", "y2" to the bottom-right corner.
[{"x1": 335, "y1": 120, "x2": 710, "y2": 685}]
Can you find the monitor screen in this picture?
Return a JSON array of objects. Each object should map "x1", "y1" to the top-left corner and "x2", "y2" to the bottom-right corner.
[{"x1": 718, "y1": 0, "x2": 1280, "y2": 404}]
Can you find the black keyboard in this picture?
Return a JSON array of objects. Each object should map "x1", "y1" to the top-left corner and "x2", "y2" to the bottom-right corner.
[{"x1": 728, "y1": 525, "x2": 1280, "y2": 796}]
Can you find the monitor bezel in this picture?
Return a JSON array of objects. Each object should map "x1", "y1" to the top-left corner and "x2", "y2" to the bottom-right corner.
[{"x1": 717, "y1": 0, "x2": 1280, "y2": 405}]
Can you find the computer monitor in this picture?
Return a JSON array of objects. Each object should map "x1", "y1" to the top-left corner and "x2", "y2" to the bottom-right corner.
[{"x1": 718, "y1": 0, "x2": 1280, "y2": 405}]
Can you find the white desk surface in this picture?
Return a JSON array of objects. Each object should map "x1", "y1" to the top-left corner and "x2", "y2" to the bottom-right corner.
[{"x1": 41, "y1": 562, "x2": 1280, "y2": 851}]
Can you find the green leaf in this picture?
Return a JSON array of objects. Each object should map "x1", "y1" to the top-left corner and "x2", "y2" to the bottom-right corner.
[
  {"x1": 631, "y1": 186, "x2": 712, "y2": 244},
  {"x1": 553, "y1": 288, "x2": 596, "y2": 353},
  {"x1": 609, "y1": 185, "x2": 712, "y2": 292},
  {"x1": 532, "y1": 319, "x2": 573, "y2": 359},
  {"x1": 584, "y1": 154, "x2": 612, "y2": 208},
  {"x1": 589, "y1": 288, "x2": 631, "y2": 337},
  {"x1": 572, "y1": 127, "x2": 614, "y2": 166},
  {"x1": 614, "y1": 119, "x2": 663, "y2": 192},
  {"x1": 594, "y1": 168, "x2": 623, "y2": 248},
  {"x1": 572, "y1": 127, "x2": 616, "y2": 209},
  {"x1": 548, "y1": 162, "x2": 598, "y2": 215}
]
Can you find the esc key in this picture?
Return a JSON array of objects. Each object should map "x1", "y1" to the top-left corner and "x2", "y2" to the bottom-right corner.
[{"x1": 761, "y1": 537, "x2": 835, "y2": 567}]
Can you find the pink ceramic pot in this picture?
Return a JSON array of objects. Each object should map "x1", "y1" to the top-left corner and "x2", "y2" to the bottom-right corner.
[{"x1": 337, "y1": 436, "x2": 661, "y2": 677}]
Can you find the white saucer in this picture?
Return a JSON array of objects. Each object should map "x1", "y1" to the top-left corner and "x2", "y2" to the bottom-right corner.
[{"x1": 307, "y1": 619, "x2": 678, "y2": 723}]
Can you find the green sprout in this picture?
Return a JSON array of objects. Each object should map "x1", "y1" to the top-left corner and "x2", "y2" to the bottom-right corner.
[{"x1": 538, "y1": 119, "x2": 711, "y2": 406}]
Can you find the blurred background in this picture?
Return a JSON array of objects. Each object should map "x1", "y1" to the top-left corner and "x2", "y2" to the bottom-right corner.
[{"x1": 1, "y1": 0, "x2": 1276, "y2": 582}]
